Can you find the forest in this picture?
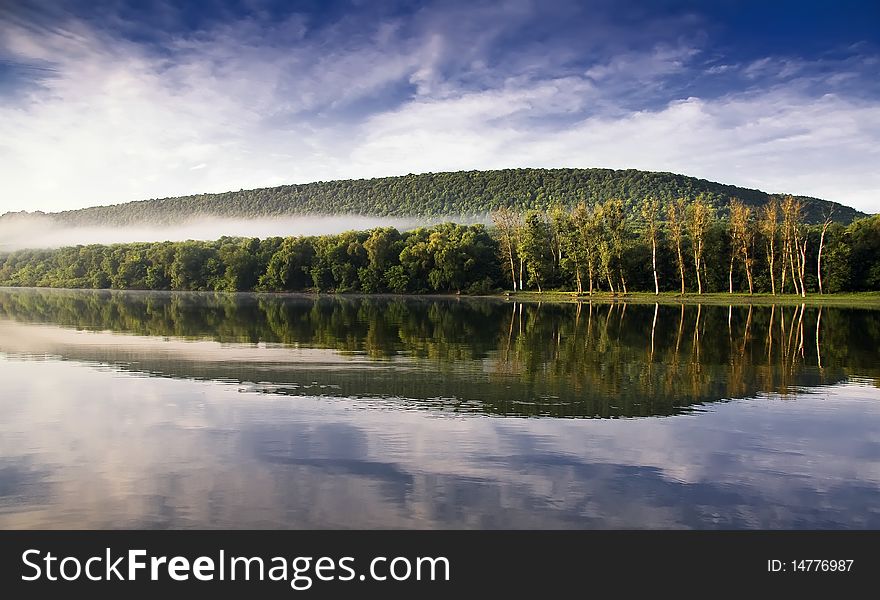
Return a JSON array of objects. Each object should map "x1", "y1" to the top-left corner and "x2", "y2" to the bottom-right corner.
[
  {"x1": 1, "y1": 168, "x2": 862, "y2": 226},
  {"x1": 1, "y1": 195, "x2": 878, "y2": 295}
]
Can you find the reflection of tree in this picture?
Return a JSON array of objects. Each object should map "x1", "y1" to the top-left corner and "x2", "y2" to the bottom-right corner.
[{"x1": 0, "y1": 288, "x2": 877, "y2": 418}]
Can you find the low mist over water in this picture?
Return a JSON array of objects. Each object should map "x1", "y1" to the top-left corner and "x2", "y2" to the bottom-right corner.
[{"x1": 0, "y1": 214, "x2": 487, "y2": 250}]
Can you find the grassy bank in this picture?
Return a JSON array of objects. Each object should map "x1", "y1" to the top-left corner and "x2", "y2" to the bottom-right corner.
[
  {"x1": 3, "y1": 285, "x2": 880, "y2": 308},
  {"x1": 495, "y1": 290, "x2": 880, "y2": 307}
]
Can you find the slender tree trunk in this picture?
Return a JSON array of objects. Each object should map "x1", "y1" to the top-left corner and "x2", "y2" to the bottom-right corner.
[
  {"x1": 728, "y1": 252, "x2": 734, "y2": 294},
  {"x1": 620, "y1": 271, "x2": 627, "y2": 295},
  {"x1": 676, "y1": 243, "x2": 685, "y2": 295},
  {"x1": 587, "y1": 260, "x2": 594, "y2": 296},
  {"x1": 817, "y1": 225, "x2": 829, "y2": 295},
  {"x1": 768, "y1": 245, "x2": 776, "y2": 295},
  {"x1": 780, "y1": 241, "x2": 787, "y2": 294},
  {"x1": 745, "y1": 260, "x2": 754, "y2": 294},
  {"x1": 694, "y1": 241, "x2": 703, "y2": 294},
  {"x1": 652, "y1": 237, "x2": 659, "y2": 295},
  {"x1": 798, "y1": 239, "x2": 807, "y2": 298},
  {"x1": 507, "y1": 244, "x2": 516, "y2": 292},
  {"x1": 518, "y1": 256, "x2": 524, "y2": 291}
]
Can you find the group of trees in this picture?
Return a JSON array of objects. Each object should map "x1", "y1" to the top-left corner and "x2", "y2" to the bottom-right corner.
[
  {"x1": 0, "y1": 223, "x2": 500, "y2": 294},
  {"x1": 1, "y1": 168, "x2": 859, "y2": 226},
  {"x1": 1, "y1": 198, "x2": 878, "y2": 295},
  {"x1": 492, "y1": 196, "x2": 880, "y2": 295}
]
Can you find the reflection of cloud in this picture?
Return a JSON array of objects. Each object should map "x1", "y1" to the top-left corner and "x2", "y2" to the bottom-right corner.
[{"x1": 0, "y1": 355, "x2": 878, "y2": 529}]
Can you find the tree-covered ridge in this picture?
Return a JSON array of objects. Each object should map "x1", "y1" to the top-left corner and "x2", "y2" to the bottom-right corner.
[{"x1": 2, "y1": 168, "x2": 865, "y2": 226}]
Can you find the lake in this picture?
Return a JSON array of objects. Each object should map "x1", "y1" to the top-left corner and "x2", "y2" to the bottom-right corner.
[{"x1": 1, "y1": 288, "x2": 879, "y2": 529}]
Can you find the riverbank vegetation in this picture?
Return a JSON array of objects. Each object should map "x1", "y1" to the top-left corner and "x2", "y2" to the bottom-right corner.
[{"x1": 0, "y1": 197, "x2": 878, "y2": 295}]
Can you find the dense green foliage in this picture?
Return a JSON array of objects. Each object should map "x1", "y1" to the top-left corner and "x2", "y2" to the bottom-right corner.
[
  {"x1": 2, "y1": 168, "x2": 862, "y2": 226},
  {"x1": 0, "y1": 223, "x2": 500, "y2": 294},
  {"x1": 1, "y1": 208, "x2": 879, "y2": 295}
]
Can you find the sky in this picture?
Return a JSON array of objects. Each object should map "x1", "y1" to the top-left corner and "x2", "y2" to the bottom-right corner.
[{"x1": 0, "y1": 0, "x2": 878, "y2": 214}]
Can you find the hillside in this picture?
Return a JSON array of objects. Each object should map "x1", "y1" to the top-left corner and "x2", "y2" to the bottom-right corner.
[{"x1": 2, "y1": 168, "x2": 866, "y2": 226}]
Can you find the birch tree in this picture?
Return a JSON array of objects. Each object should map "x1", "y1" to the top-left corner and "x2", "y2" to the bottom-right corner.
[
  {"x1": 641, "y1": 198, "x2": 661, "y2": 295},
  {"x1": 491, "y1": 206, "x2": 521, "y2": 291},
  {"x1": 687, "y1": 196, "x2": 713, "y2": 294},
  {"x1": 760, "y1": 199, "x2": 780, "y2": 295},
  {"x1": 730, "y1": 199, "x2": 755, "y2": 294},
  {"x1": 667, "y1": 198, "x2": 687, "y2": 295},
  {"x1": 817, "y1": 208, "x2": 834, "y2": 295}
]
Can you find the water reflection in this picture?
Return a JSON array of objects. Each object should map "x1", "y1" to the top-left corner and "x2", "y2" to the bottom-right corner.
[
  {"x1": 0, "y1": 288, "x2": 878, "y2": 417},
  {"x1": 0, "y1": 288, "x2": 879, "y2": 529},
  {"x1": 1, "y1": 358, "x2": 879, "y2": 529}
]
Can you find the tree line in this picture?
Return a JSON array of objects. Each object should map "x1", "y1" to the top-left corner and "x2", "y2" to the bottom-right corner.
[
  {"x1": 2, "y1": 168, "x2": 860, "y2": 225},
  {"x1": 0, "y1": 223, "x2": 500, "y2": 294},
  {"x1": 493, "y1": 196, "x2": 880, "y2": 295},
  {"x1": 0, "y1": 199, "x2": 878, "y2": 294}
]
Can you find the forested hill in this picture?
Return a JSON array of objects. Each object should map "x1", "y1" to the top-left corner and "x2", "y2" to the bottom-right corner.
[{"x1": 4, "y1": 168, "x2": 866, "y2": 226}]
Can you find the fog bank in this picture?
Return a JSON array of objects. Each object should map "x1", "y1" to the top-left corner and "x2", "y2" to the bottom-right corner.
[{"x1": 0, "y1": 214, "x2": 489, "y2": 251}]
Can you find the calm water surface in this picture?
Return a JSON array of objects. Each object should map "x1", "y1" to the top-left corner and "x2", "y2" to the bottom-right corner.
[{"x1": 0, "y1": 288, "x2": 879, "y2": 528}]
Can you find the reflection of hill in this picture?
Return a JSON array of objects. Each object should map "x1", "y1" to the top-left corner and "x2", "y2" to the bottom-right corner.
[{"x1": 0, "y1": 288, "x2": 878, "y2": 418}]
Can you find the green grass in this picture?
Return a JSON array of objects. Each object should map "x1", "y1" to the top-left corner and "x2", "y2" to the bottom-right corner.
[{"x1": 494, "y1": 290, "x2": 880, "y2": 307}]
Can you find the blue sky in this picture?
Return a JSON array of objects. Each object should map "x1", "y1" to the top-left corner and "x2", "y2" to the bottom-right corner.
[{"x1": 1, "y1": 0, "x2": 878, "y2": 213}]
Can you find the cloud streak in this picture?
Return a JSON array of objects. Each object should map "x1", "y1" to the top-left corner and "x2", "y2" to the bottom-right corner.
[{"x1": 0, "y1": 0, "x2": 878, "y2": 215}]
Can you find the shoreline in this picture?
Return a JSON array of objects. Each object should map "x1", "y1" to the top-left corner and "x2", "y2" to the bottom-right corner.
[
  {"x1": 3, "y1": 285, "x2": 880, "y2": 307},
  {"x1": 491, "y1": 290, "x2": 880, "y2": 307}
]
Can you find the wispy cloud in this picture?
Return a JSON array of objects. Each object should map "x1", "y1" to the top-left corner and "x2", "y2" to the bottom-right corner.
[{"x1": 0, "y1": 1, "x2": 878, "y2": 214}]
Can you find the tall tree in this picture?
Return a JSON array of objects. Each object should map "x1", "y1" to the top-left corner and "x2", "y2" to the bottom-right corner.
[
  {"x1": 760, "y1": 199, "x2": 780, "y2": 295},
  {"x1": 817, "y1": 208, "x2": 835, "y2": 295},
  {"x1": 641, "y1": 198, "x2": 661, "y2": 295},
  {"x1": 491, "y1": 207, "x2": 521, "y2": 291},
  {"x1": 572, "y1": 202, "x2": 599, "y2": 295},
  {"x1": 548, "y1": 202, "x2": 567, "y2": 270},
  {"x1": 687, "y1": 195, "x2": 713, "y2": 294},
  {"x1": 555, "y1": 210, "x2": 583, "y2": 293},
  {"x1": 518, "y1": 211, "x2": 553, "y2": 292},
  {"x1": 729, "y1": 199, "x2": 755, "y2": 294},
  {"x1": 604, "y1": 198, "x2": 630, "y2": 294},
  {"x1": 781, "y1": 196, "x2": 806, "y2": 297},
  {"x1": 593, "y1": 198, "x2": 629, "y2": 294},
  {"x1": 667, "y1": 198, "x2": 687, "y2": 295}
]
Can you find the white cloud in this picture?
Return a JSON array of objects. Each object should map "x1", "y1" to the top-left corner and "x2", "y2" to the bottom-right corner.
[
  {"x1": 345, "y1": 82, "x2": 880, "y2": 212},
  {"x1": 0, "y1": 8, "x2": 878, "y2": 217}
]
